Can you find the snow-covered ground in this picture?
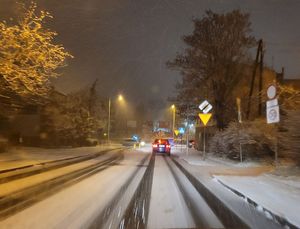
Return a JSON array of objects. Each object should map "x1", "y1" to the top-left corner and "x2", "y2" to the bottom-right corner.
[
  {"x1": 214, "y1": 174, "x2": 300, "y2": 228},
  {"x1": 148, "y1": 155, "x2": 195, "y2": 229},
  {"x1": 0, "y1": 150, "x2": 149, "y2": 229},
  {"x1": 1, "y1": 143, "x2": 299, "y2": 228},
  {"x1": 167, "y1": 145, "x2": 300, "y2": 228},
  {"x1": 0, "y1": 144, "x2": 119, "y2": 171}
]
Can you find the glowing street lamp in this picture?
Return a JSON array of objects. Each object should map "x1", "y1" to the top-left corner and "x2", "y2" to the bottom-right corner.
[
  {"x1": 118, "y1": 95, "x2": 123, "y2": 101},
  {"x1": 108, "y1": 94, "x2": 124, "y2": 144}
]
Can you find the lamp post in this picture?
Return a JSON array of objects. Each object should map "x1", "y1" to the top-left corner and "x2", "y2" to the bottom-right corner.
[
  {"x1": 107, "y1": 94, "x2": 124, "y2": 144},
  {"x1": 171, "y1": 104, "x2": 176, "y2": 139},
  {"x1": 107, "y1": 98, "x2": 111, "y2": 144}
]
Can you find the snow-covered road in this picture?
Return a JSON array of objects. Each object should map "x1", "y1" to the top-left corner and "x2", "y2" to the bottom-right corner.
[
  {"x1": 148, "y1": 155, "x2": 195, "y2": 228},
  {"x1": 0, "y1": 148, "x2": 149, "y2": 229},
  {"x1": 0, "y1": 145, "x2": 225, "y2": 229},
  {"x1": 148, "y1": 155, "x2": 223, "y2": 229},
  {"x1": 0, "y1": 145, "x2": 287, "y2": 229}
]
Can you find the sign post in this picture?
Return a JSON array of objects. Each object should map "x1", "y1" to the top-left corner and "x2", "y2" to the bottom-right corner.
[
  {"x1": 266, "y1": 85, "x2": 280, "y2": 165},
  {"x1": 198, "y1": 113, "x2": 212, "y2": 159},
  {"x1": 198, "y1": 100, "x2": 213, "y2": 160},
  {"x1": 178, "y1": 127, "x2": 185, "y2": 152}
]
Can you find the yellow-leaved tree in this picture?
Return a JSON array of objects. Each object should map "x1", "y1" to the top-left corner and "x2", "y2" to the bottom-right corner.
[{"x1": 0, "y1": 2, "x2": 73, "y2": 97}]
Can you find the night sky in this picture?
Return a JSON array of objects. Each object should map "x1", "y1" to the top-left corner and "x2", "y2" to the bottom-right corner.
[{"x1": 1, "y1": 0, "x2": 300, "y2": 110}]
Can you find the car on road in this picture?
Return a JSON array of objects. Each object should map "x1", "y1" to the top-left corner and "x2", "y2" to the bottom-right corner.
[
  {"x1": 188, "y1": 139, "x2": 195, "y2": 148},
  {"x1": 122, "y1": 138, "x2": 140, "y2": 147},
  {"x1": 152, "y1": 138, "x2": 171, "y2": 155}
]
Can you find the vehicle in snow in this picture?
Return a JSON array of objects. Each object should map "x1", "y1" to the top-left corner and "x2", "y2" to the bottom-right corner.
[{"x1": 152, "y1": 138, "x2": 171, "y2": 155}]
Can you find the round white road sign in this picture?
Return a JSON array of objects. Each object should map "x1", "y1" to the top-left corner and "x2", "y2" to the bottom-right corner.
[
  {"x1": 267, "y1": 85, "x2": 276, "y2": 99},
  {"x1": 267, "y1": 105, "x2": 280, "y2": 124}
]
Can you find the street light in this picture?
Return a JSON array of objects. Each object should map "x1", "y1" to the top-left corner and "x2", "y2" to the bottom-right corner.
[
  {"x1": 171, "y1": 104, "x2": 176, "y2": 139},
  {"x1": 118, "y1": 94, "x2": 123, "y2": 102},
  {"x1": 108, "y1": 94, "x2": 124, "y2": 144}
]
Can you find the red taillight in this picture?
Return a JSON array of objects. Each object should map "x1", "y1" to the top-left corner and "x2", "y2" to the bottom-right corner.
[
  {"x1": 166, "y1": 144, "x2": 171, "y2": 148},
  {"x1": 152, "y1": 144, "x2": 158, "y2": 147}
]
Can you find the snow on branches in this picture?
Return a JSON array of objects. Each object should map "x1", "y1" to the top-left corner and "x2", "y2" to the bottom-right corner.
[
  {"x1": 209, "y1": 120, "x2": 276, "y2": 160},
  {"x1": 0, "y1": 2, "x2": 73, "y2": 97}
]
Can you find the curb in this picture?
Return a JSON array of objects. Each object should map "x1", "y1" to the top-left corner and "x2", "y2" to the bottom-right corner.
[{"x1": 172, "y1": 157, "x2": 249, "y2": 229}]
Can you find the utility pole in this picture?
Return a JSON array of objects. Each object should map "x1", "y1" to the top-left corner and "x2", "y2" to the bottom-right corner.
[
  {"x1": 246, "y1": 39, "x2": 264, "y2": 119},
  {"x1": 258, "y1": 47, "x2": 264, "y2": 116}
]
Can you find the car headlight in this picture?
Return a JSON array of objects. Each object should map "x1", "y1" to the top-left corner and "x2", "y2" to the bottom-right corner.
[{"x1": 140, "y1": 141, "x2": 145, "y2": 146}]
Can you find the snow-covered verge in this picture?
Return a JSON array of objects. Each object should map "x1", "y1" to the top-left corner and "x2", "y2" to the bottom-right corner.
[
  {"x1": 0, "y1": 144, "x2": 121, "y2": 171},
  {"x1": 214, "y1": 174, "x2": 300, "y2": 228},
  {"x1": 171, "y1": 145, "x2": 271, "y2": 168}
]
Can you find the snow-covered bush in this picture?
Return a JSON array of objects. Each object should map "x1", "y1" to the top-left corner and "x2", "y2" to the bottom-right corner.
[
  {"x1": 41, "y1": 86, "x2": 106, "y2": 147},
  {"x1": 280, "y1": 110, "x2": 300, "y2": 162},
  {"x1": 209, "y1": 119, "x2": 276, "y2": 160},
  {"x1": 278, "y1": 85, "x2": 300, "y2": 162},
  {"x1": 208, "y1": 83, "x2": 300, "y2": 161}
]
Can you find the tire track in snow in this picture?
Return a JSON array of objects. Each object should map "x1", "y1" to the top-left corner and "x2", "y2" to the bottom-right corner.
[
  {"x1": 0, "y1": 150, "x2": 124, "y2": 220},
  {"x1": 88, "y1": 153, "x2": 150, "y2": 229},
  {"x1": 118, "y1": 152, "x2": 155, "y2": 229},
  {"x1": 163, "y1": 156, "x2": 223, "y2": 229}
]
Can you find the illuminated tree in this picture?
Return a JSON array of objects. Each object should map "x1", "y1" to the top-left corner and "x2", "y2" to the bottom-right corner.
[{"x1": 0, "y1": 2, "x2": 72, "y2": 97}]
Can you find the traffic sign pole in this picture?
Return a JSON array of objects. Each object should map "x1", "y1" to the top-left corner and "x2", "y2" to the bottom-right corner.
[
  {"x1": 274, "y1": 123, "x2": 279, "y2": 166},
  {"x1": 266, "y1": 85, "x2": 280, "y2": 166},
  {"x1": 186, "y1": 126, "x2": 189, "y2": 155},
  {"x1": 198, "y1": 113, "x2": 212, "y2": 160},
  {"x1": 198, "y1": 100, "x2": 213, "y2": 161},
  {"x1": 203, "y1": 126, "x2": 206, "y2": 160}
]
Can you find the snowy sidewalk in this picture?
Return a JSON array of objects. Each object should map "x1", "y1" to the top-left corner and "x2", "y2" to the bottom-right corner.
[{"x1": 214, "y1": 174, "x2": 300, "y2": 228}]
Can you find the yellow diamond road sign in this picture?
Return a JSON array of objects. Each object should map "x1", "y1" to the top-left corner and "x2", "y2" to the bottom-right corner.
[
  {"x1": 199, "y1": 113, "x2": 212, "y2": 126},
  {"x1": 174, "y1": 130, "x2": 179, "y2": 136}
]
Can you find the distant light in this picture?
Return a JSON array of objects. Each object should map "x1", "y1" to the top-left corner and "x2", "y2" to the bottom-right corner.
[
  {"x1": 103, "y1": 133, "x2": 107, "y2": 136},
  {"x1": 118, "y1": 94, "x2": 124, "y2": 101},
  {"x1": 140, "y1": 141, "x2": 145, "y2": 146},
  {"x1": 179, "y1": 127, "x2": 185, "y2": 134},
  {"x1": 171, "y1": 104, "x2": 175, "y2": 109},
  {"x1": 132, "y1": 135, "x2": 139, "y2": 141}
]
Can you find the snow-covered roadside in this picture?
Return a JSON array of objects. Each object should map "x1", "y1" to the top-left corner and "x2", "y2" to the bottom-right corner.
[
  {"x1": 0, "y1": 144, "x2": 121, "y2": 171},
  {"x1": 170, "y1": 146, "x2": 300, "y2": 228},
  {"x1": 173, "y1": 146, "x2": 272, "y2": 168},
  {"x1": 214, "y1": 174, "x2": 300, "y2": 228}
]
